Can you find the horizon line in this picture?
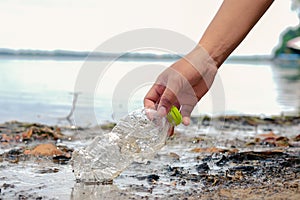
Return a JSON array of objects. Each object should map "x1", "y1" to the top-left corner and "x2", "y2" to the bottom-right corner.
[{"x1": 0, "y1": 47, "x2": 273, "y2": 61}]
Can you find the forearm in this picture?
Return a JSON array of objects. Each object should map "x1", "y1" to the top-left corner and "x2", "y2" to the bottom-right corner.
[{"x1": 199, "y1": 0, "x2": 274, "y2": 67}]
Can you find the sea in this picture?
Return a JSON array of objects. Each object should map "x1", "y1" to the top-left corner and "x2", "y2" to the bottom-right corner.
[{"x1": 0, "y1": 56, "x2": 299, "y2": 127}]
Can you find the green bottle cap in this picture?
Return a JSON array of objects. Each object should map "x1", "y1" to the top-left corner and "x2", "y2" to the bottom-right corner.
[{"x1": 167, "y1": 106, "x2": 182, "y2": 126}]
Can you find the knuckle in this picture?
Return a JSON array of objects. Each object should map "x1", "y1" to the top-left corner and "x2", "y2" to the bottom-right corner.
[{"x1": 160, "y1": 97, "x2": 173, "y2": 108}]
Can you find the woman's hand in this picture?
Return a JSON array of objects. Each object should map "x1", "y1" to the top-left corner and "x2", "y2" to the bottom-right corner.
[{"x1": 144, "y1": 46, "x2": 217, "y2": 125}]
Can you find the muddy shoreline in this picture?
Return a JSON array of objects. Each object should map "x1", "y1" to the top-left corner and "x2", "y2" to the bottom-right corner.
[{"x1": 1, "y1": 115, "x2": 300, "y2": 199}]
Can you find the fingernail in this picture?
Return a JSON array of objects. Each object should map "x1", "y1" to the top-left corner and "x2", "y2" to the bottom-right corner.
[
  {"x1": 182, "y1": 117, "x2": 190, "y2": 126},
  {"x1": 157, "y1": 106, "x2": 167, "y2": 117}
]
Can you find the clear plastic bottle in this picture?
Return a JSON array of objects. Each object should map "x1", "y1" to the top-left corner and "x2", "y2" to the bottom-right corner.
[{"x1": 71, "y1": 106, "x2": 182, "y2": 183}]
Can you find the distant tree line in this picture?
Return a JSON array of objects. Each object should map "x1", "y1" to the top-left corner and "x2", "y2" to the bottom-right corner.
[
  {"x1": 274, "y1": 0, "x2": 300, "y2": 57},
  {"x1": 291, "y1": 0, "x2": 300, "y2": 19}
]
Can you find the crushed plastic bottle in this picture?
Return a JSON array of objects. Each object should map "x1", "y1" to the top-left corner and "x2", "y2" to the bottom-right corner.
[{"x1": 71, "y1": 106, "x2": 182, "y2": 183}]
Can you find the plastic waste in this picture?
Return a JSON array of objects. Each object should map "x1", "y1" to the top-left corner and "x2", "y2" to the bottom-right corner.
[{"x1": 71, "y1": 106, "x2": 182, "y2": 183}]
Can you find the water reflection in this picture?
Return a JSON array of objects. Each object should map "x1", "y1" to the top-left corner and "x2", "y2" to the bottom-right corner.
[{"x1": 271, "y1": 61, "x2": 300, "y2": 114}]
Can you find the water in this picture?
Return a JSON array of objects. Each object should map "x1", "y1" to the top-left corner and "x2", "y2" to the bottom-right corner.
[{"x1": 0, "y1": 58, "x2": 299, "y2": 126}]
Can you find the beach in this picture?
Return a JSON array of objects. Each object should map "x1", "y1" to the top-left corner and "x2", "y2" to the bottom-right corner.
[{"x1": 0, "y1": 115, "x2": 299, "y2": 199}]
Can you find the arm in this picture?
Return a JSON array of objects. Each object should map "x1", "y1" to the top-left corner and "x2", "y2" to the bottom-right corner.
[
  {"x1": 200, "y1": 0, "x2": 274, "y2": 67},
  {"x1": 144, "y1": 0, "x2": 274, "y2": 125}
]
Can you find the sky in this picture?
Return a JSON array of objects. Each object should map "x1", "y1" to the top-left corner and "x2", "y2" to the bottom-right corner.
[{"x1": 0, "y1": 0, "x2": 298, "y2": 55}]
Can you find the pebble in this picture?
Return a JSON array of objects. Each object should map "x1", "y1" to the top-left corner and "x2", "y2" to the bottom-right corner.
[{"x1": 30, "y1": 143, "x2": 63, "y2": 156}]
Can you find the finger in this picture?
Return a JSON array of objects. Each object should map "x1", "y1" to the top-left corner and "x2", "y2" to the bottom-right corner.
[
  {"x1": 157, "y1": 87, "x2": 178, "y2": 116},
  {"x1": 180, "y1": 104, "x2": 194, "y2": 126},
  {"x1": 182, "y1": 116, "x2": 191, "y2": 126},
  {"x1": 144, "y1": 84, "x2": 165, "y2": 109}
]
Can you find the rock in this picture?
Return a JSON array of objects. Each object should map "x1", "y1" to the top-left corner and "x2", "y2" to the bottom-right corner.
[
  {"x1": 196, "y1": 163, "x2": 210, "y2": 173},
  {"x1": 147, "y1": 174, "x2": 159, "y2": 183},
  {"x1": 30, "y1": 143, "x2": 63, "y2": 156}
]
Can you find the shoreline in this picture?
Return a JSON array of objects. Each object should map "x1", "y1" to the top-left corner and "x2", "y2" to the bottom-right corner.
[
  {"x1": 1, "y1": 112, "x2": 299, "y2": 128},
  {"x1": 0, "y1": 48, "x2": 273, "y2": 62}
]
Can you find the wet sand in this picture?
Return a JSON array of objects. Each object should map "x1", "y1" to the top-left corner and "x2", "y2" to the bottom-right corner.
[{"x1": 0, "y1": 115, "x2": 300, "y2": 199}]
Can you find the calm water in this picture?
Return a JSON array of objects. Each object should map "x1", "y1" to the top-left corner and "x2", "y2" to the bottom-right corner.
[{"x1": 0, "y1": 58, "x2": 299, "y2": 126}]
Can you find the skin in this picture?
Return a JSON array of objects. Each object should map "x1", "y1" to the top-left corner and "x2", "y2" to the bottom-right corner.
[
  {"x1": 200, "y1": 0, "x2": 274, "y2": 67},
  {"x1": 144, "y1": 0, "x2": 274, "y2": 127}
]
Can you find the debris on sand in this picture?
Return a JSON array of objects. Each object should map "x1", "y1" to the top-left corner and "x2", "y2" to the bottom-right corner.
[{"x1": 0, "y1": 116, "x2": 299, "y2": 199}]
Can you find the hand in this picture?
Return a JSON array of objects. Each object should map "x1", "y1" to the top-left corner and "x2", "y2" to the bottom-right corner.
[{"x1": 144, "y1": 45, "x2": 217, "y2": 126}]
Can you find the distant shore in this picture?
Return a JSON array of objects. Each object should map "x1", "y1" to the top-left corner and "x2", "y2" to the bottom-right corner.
[{"x1": 0, "y1": 48, "x2": 272, "y2": 62}]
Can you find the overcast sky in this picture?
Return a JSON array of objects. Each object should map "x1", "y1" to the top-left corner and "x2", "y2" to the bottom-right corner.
[{"x1": 0, "y1": 0, "x2": 298, "y2": 55}]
